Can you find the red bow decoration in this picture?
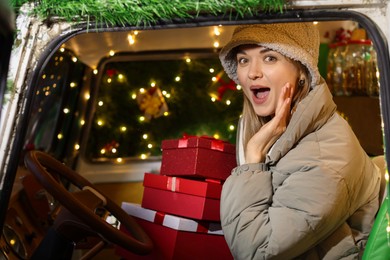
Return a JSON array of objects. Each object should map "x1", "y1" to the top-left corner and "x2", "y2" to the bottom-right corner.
[{"x1": 215, "y1": 74, "x2": 237, "y2": 101}]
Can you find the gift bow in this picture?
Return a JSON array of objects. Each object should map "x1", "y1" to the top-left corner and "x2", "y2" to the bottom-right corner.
[{"x1": 178, "y1": 134, "x2": 227, "y2": 151}]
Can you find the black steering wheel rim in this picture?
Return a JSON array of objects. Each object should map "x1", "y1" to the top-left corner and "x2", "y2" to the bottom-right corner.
[{"x1": 24, "y1": 150, "x2": 153, "y2": 255}]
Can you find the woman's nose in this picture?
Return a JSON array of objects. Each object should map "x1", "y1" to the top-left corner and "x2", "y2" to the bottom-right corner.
[{"x1": 248, "y1": 64, "x2": 263, "y2": 80}]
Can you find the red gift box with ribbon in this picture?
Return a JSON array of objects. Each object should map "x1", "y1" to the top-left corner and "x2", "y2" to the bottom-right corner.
[
  {"x1": 141, "y1": 185, "x2": 220, "y2": 221},
  {"x1": 160, "y1": 136, "x2": 236, "y2": 180},
  {"x1": 116, "y1": 202, "x2": 233, "y2": 260},
  {"x1": 143, "y1": 173, "x2": 222, "y2": 199}
]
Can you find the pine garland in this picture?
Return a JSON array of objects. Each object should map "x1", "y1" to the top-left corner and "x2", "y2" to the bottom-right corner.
[{"x1": 11, "y1": 0, "x2": 286, "y2": 26}]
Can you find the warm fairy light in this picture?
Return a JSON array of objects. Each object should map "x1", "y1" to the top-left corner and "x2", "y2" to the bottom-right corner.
[
  {"x1": 150, "y1": 81, "x2": 156, "y2": 87},
  {"x1": 229, "y1": 125, "x2": 235, "y2": 131},
  {"x1": 140, "y1": 88, "x2": 146, "y2": 93},
  {"x1": 212, "y1": 76, "x2": 217, "y2": 82},
  {"x1": 213, "y1": 41, "x2": 220, "y2": 48},
  {"x1": 57, "y1": 133, "x2": 63, "y2": 139},
  {"x1": 165, "y1": 93, "x2": 171, "y2": 98},
  {"x1": 236, "y1": 85, "x2": 242, "y2": 90},
  {"x1": 63, "y1": 108, "x2": 70, "y2": 114},
  {"x1": 72, "y1": 57, "x2": 78, "y2": 63},
  {"x1": 131, "y1": 93, "x2": 137, "y2": 99},
  {"x1": 139, "y1": 116, "x2": 145, "y2": 122},
  {"x1": 175, "y1": 76, "x2": 181, "y2": 82},
  {"x1": 112, "y1": 148, "x2": 117, "y2": 153},
  {"x1": 59, "y1": 47, "x2": 65, "y2": 52},
  {"x1": 84, "y1": 93, "x2": 90, "y2": 100},
  {"x1": 118, "y1": 74, "x2": 125, "y2": 81},
  {"x1": 120, "y1": 126, "x2": 127, "y2": 132},
  {"x1": 214, "y1": 26, "x2": 221, "y2": 36},
  {"x1": 70, "y1": 82, "x2": 76, "y2": 88},
  {"x1": 162, "y1": 90, "x2": 167, "y2": 95},
  {"x1": 209, "y1": 68, "x2": 215, "y2": 73},
  {"x1": 128, "y1": 34, "x2": 135, "y2": 45},
  {"x1": 133, "y1": 30, "x2": 139, "y2": 35},
  {"x1": 148, "y1": 144, "x2": 153, "y2": 149},
  {"x1": 186, "y1": 58, "x2": 191, "y2": 63},
  {"x1": 385, "y1": 172, "x2": 389, "y2": 182},
  {"x1": 164, "y1": 112, "x2": 169, "y2": 116},
  {"x1": 93, "y1": 69, "x2": 98, "y2": 74},
  {"x1": 97, "y1": 120, "x2": 104, "y2": 126},
  {"x1": 313, "y1": 21, "x2": 318, "y2": 25},
  {"x1": 213, "y1": 134, "x2": 220, "y2": 139},
  {"x1": 140, "y1": 154, "x2": 147, "y2": 160},
  {"x1": 143, "y1": 134, "x2": 148, "y2": 139},
  {"x1": 42, "y1": 74, "x2": 46, "y2": 79},
  {"x1": 109, "y1": 50, "x2": 115, "y2": 56},
  {"x1": 80, "y1": 120, "x2": 85, "y2": 125},
  {"x1": 100, "y1": 149, "x2": 106, "y2": 154},
  {"x1": 116, "y1": 158, "x2": 123, "y2": 163},
  {"x1": 226, "y1": 100, "x2": 231, "y2": 105},
  {"x1": 98, "y1": 101, "x2": 104, "y2": 106},
  {"x1": 75, "y1": 144, "x2": 80, "y2": 150},
  {"x1": 107, "y1": 78, "x2": 112, "y2": 83},
  {"x1": 211, "y1": 97, "x2": 216, "y2": 102}
]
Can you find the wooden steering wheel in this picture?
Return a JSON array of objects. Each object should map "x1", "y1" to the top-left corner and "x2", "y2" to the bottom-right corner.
[{"x1": 24, "y1": 150, "x2": 153, "y2": 255}]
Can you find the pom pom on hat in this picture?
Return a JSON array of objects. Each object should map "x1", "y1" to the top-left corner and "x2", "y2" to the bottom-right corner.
[{"x1": 219, "y1": 23, "x2": 320, "y2": 87}]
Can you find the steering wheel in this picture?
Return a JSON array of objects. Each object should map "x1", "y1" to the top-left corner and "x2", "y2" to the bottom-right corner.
[{"x1": 24, "y1": 150, "x2": 153, "y2": 255}]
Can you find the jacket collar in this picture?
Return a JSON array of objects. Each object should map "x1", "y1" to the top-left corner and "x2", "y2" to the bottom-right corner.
[{"x1": 266, "y1": 78, "x2": 337, "y2": 165}]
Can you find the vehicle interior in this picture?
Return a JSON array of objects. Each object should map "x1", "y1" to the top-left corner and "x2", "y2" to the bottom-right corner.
[{"x1": 0, "y1": 1, "x2": 389, "y2": 259}]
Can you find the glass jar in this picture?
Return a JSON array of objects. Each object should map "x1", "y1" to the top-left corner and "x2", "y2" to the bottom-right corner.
[
  {"x1": 327, "y1": 42, "x2": 347, "y2": 96},
  {"x1": 344, "y1": 40, "x2": 374, "y2": 96},
  {"x1": 365, "y1": 43, "x2": 380, "y2": 96}
]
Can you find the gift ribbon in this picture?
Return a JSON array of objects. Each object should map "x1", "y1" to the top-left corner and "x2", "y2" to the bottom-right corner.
[
  {"x1": 166, "y1": 177, "x2": 180, "y2": 192},
  {"x1": 196, "y1": 221, "x2": 210, "y2": 233},
  {"x1": 154, "y1": 211, "x2": 165, "y2": 225}
]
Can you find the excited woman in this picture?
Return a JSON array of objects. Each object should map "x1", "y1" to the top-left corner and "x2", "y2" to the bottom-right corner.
[{"x1": 219, "y1": 23, "x2": 381, "y2": 259}]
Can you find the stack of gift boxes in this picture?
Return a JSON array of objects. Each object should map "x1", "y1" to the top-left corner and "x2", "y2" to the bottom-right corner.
[{"x1": 116, "y1": 136, "x2": 237, "y2": 259}]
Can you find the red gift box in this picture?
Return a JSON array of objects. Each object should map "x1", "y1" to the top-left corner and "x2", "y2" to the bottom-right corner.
[
  {"x1": 160, "y1": 136, "x2": 236, "y2": 180},
  {"x1": 143, "y1": 173, "x2": 222, "y2": 199},
  {"x1": 142, "y1": 186, "x2": 220, "y2": 221},
  {"x1": 116, "y1": 202, "x2": 233, "y2": 260}
]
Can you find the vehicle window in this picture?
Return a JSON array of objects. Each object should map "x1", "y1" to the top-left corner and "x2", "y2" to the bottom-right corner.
[
  {"x1": 23, "y1": 49, "x2": 87, "y2": 160},
  {"x1": 86, "y1": 52, "x2": 243, "y2": 160}
]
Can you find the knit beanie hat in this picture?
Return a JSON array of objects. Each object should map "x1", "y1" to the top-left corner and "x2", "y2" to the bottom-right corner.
[{"x1": 219, "y1": 23, "x2": 320, "y2": 87}]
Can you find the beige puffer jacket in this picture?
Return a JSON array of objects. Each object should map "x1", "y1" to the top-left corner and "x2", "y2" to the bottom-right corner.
[{"x1": 220, "y1": 79, "x2": 381, "y2": 259}]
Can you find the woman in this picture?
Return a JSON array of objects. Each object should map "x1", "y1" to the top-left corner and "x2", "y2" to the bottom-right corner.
[{"x1": 219, "y1": 23, "x2": 381, "y2": 259}]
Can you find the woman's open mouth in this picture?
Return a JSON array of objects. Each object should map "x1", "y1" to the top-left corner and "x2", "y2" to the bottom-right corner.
[{"x1": 251, "y1": 87, "x2": 270, "y2": 104}]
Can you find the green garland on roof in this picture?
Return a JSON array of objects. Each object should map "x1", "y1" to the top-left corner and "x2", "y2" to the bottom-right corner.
[{"x1": 10, "y1": 0, "x2": 286, "y2": 26}]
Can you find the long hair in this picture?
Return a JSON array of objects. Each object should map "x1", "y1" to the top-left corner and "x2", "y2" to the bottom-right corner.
[{"x1": 241, "y1": 60, "x2": 311, "y2": 149}]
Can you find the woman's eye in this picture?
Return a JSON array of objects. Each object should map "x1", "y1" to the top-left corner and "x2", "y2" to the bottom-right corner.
[
  {"x1": 264, "y1": 56, "x2": 277, "y2": 62},
  {"x1": 237, "y1": 57, "x2": 247, "y2": 64}
]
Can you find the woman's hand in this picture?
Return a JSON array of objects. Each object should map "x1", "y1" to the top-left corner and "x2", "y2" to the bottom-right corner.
[{"x1": 245, "y1": 83, "x2": 295, "y2": 164}]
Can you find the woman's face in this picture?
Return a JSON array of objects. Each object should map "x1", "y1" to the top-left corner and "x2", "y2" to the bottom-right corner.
[{"x1": 236, "y1": 45, "x2": 300, "y2": 117}]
